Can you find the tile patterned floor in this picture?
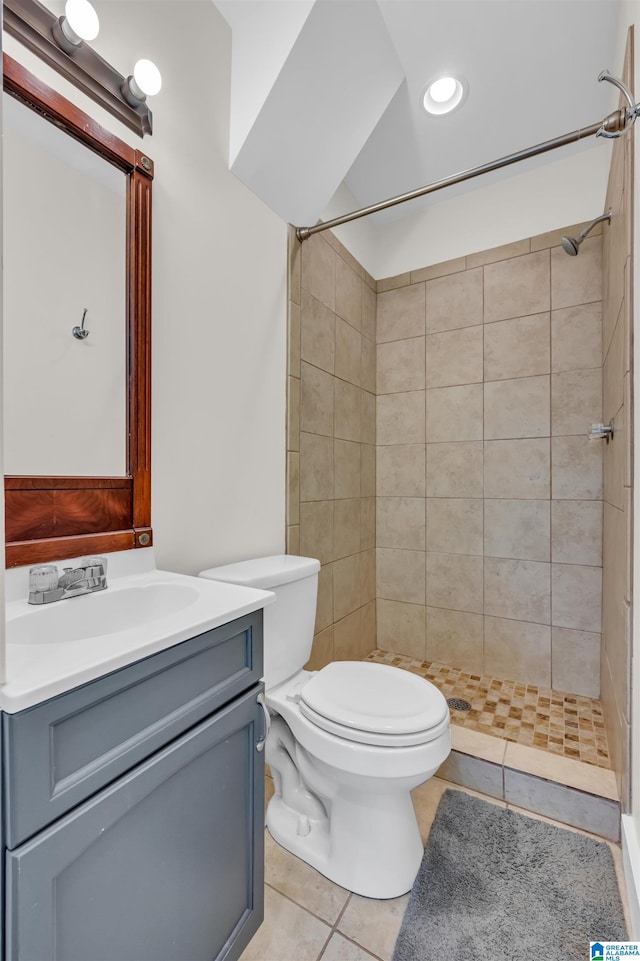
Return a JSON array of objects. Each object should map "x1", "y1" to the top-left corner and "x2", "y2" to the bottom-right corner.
[
  {"x1": 240, "y1": 776, "x2": 628, "y2": 961},
  {"x1": 366, "y1": 649, "x2": 610, "y2": 770}
]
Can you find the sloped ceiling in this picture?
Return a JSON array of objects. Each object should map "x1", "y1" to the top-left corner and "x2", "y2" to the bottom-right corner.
[{"x1": 215, "y1": 0, "x2": 621, "y2": 231}]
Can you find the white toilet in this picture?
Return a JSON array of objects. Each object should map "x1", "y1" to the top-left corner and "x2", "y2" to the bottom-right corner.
[{"x1": 199, "y1": 554, "x2": 451, "y2": 899}]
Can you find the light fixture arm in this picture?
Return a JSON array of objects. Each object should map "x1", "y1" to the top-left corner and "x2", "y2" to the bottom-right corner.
[{"x1": 597, "y1": 70, "x2": 640, "y2": 138}]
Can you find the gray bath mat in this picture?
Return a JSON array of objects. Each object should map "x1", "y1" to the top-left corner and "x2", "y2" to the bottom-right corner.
[{"x1": 392, "y1": 789, "x2": 627, "y2": 961}]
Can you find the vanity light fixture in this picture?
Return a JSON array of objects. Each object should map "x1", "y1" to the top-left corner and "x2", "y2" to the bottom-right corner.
[
  {"x1": 52, "y1": 0, "x2": 99, "y2": 54},
  {"x1": 121, "y1": 59, "x2": 162, "y2": 107},
  {"x1": 422, "y1": 75, "x2": 466, "y2": 116},
  {"x1": 4, "y1": 0, "x2": 156, "y2": 136}
]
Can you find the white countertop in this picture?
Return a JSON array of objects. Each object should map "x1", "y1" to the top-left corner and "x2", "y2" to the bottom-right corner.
[{"x1": 2, "y1": 549, "x2": 274, "y2": 713}]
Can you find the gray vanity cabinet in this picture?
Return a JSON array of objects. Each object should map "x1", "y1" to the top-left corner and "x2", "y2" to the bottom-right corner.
[{"x1": 2, "y1": 612, "x2": 266, "y2": 961}]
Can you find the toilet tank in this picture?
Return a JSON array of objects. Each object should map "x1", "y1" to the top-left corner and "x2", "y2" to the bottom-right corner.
[{"x1": 199, "y1": 555, "x2": 320, "y2": 689}]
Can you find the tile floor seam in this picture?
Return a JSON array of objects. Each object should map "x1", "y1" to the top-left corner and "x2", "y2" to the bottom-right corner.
[{"x1": 263, "y1": 880, "x2": 342, "y2": 931}]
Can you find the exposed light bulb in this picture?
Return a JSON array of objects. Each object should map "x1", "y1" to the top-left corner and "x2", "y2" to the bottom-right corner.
[
  {"x1": 133, "y1": 59, "x2": 162, "y2": 97},
  {"x1": 64, "y1": 0, "x2": 99, "y2": 42}
]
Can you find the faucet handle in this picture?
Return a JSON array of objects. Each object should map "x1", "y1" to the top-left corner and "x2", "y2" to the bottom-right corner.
[
  {"x1": 80, "y1": 556, "x2": 107, "y2": 575},
  {"x1": 29, "y1": 565, "x2": 59, "y2": 595}
]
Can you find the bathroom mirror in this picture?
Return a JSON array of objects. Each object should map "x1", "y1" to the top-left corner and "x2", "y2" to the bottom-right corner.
[{"x1": 3, "y1": 54, "x2": 153, "y2": 568}]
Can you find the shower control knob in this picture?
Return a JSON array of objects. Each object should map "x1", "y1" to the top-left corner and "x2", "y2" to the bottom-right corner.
[{"x1": 587, "y1": 422, "x2": 614, "y2": 442}]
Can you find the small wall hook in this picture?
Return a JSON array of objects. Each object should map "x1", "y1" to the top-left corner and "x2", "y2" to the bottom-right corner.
[{"x1": 73, "y1": 308, "x2": 90, "y2": 340}]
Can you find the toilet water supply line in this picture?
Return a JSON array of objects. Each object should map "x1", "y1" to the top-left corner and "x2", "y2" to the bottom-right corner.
[{"x1": 295, "y1": 71, "x2": 640, "y2": 243}]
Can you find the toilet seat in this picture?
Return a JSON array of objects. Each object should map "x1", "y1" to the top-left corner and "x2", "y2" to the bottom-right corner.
[{"x1": 298, "y1": 661, "x2": 448, "y2": 747}]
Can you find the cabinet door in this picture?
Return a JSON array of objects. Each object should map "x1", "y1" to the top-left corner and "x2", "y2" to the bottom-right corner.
[{"x1": 6, "y1": 685, "x2": 265, "y2": 961}]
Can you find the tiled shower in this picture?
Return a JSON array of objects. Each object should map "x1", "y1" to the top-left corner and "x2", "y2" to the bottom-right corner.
[{"x1": 286, "y1": 80, "x2": 632, "y2": 801}]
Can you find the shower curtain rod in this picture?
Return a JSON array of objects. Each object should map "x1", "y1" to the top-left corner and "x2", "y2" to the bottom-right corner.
[{"x1": 295, "y1": 70, "x2": 640, "y2": 242}]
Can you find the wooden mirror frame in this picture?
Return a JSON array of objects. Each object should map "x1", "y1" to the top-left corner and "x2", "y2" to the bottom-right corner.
[{"x1": 3, "y1": 54, "x2": 153, "y2": 568}]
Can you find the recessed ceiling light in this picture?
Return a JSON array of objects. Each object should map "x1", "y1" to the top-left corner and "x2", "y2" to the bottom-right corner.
[{"x1": 422, "y1": 76, "x2": 466, "y2": 116}]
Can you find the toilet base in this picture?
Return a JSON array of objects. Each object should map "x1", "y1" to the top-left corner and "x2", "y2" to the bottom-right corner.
[{"x1": 266, "y1": 784, "x2": 425, "y2": 899}]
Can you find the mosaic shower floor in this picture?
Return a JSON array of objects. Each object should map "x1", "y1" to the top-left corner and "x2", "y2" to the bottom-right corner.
[{"x1": 367, "y1": 649, "x2": 610, "y2": 770}]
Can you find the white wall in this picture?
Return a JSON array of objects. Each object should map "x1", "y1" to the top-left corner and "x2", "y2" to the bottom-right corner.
[
  {"x1": 616, "y1": 0, "x2": 640, "y2": 936},
  {"x1": 3, "y1": 0, "x2": 287, "y2": 575}
]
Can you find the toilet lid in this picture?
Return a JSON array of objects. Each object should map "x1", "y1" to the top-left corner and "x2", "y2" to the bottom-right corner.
[{"x1": 299, "y1": 661, "x2": 448, "y2": 746}]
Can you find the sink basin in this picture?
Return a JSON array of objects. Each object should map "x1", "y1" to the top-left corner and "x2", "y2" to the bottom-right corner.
[{"x1": 7, "y1": 583, "x2": 201, "y2": 645}]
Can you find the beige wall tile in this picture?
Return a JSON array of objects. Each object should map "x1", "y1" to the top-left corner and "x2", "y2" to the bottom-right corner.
[
  {"x1": 334, "y1": 608, "x2": 363, "y2": 661},
  {"x1": 377, "y1": 337, "x2": 425, "y2": 394},
  {"x1": 552, "y1": 563, "x2": 602, "y2": 632},
  {"x1": 334, "y1": 439, "x2": 360, "y2": 499},
  {"x1": 551, "y1": 500, "x2": 602, "y2": 566},
  {"x1": 287, "y1": 452, "x2": 300, "y2": 525},
  {"x1": 301, "y1": 289, "x2": 335, "y2": 374},
  {"x1": 465, "y1": 238, "x2": 530, "y2": 268},
  {"x1": 484, "y1": 375, "x2": 550, "y2": 439},
  {"x1": 484, "y1": 439, "x2": 550, "y2": 499},
  {"x1": 552, "y1": 436, "x2": 602, "y2": 500},
  {"x1": 484, "y1": 617, "x2": 551, "y2": 687},
  {"x1": 426, "y1": 607, "x2": 484, "y2": 673},
  {"x1": 335, "y1": 256, "x2": 362, "y2": 330},
  {"x1": 377, "y1": 497, "x2": 425, "y2": 551},
  {"x1": 377, "y1": 444, "x2": 425, "y2": 497},
  {"x1": 335, "y1": 379, "x2": 361, "y2": 442},
  {"x1": 426, "y1": 325, "x2": 483, "y2": 388},
  {"x1": 333, "y1": 499, "x2": 361, "y2": 559},
  {"x1": 360, "y1": 548, "x2": 376, "y2": 606},
  {"x1": 426, "y1": 266, "x2": 483, "y2": 333},
  {"x1": 603, "y1": 311, "x2": 624, "y2": 422},
  {"x1": 288, "y1": 227, "x2": 302, "y2": 306},
  {"x1": 411, "y1": 257, "x2": 466, "y2": 284},
  {"x1": 484, "y1": 250, "x2": 550, "y2": 323},
  {"x1": 552, "y1": 627, "x2": 600, "y2": 697},
  {"x1": 426, "y1": 498, "x2": 483, "y2": 555},
  {"x1": 287, "y1": 375, "x2": 300, "y2": 452},
  {"x1": 315, "y1": 562, "x2": 334, "y2": 633},
  {"x1": 361, "y1": 335, "x2": 376, "y2": 394},
  {"x1": 288, "y1": 300, "x2": 301, "y2": 378},
  {"x1": 286, "y1": 525, "x2": 299, "y2": 554},
  {"x1": 300, "y1": 361, "x2": 334, "y2": 437},
  {"x1": 301, "y1": 622, "x2": 334, "y2": 669},
  {"x1": 377, "y1": 391, "x2": 425, "y2": 445},
  {"x1": 360, "y1": 443, "x2": 375, "y2": 498},
  {"x1": 483, "y1": 313, "x2": 550, "y2": 381},
  {"x1": 551, "y1": 303, "x2": 602, "y2": 373},
  {"x1": 361, "y1": 283, "x2": 376, "y2": 342},
  {"x1": 301, "y1": 233, "x2": 335, "y2": 311},
  {"x1": 603, "y1": 403, "x2": 625, "y2": 511},
  {"x1": 426, "y1": 552, "x2": 484, "y2": 614},
  {"x1": 360, "y1": 497, "x2": 376, "y2": 551},
  {"x1": 485, "y1": 557, "x2": 551, "y2": 624},
  {"x1": 427, "y1": 385, "x2": 483, "y2": 443},
  {"x1": 333, "y1": 553, "x2": 361, "y2": 620},
  {"x1": 552, "y1": 369, "x2": 602, "y2": 436},
  {"x1": 299, "y1": 500, "x2": 333, "y2": 564},
  {"x1": 377, "y1": 548, "x2": 426, "y2": 604},
  {"x1": 551, "y1": 236, "x2": 602, "y2": 309},
  {"x1": 377, "y1": 272, "x2": 411, "y2": 293},
  {"x1": 361, "y1": 599, "x2": 376, "y2": 655},
  {"x1": 484, "y1": 499, "x2": 550, "y2": 562},
  {"x1": 335, "y1": 317, "x2": 361, "y2": 387},
  {"x1": 427, "y1": 441, "x2": 483, "y2": 498},
  {"x1": 378, "y1": 599, "x2": 426, "y2": 660},
  {"x1": 377, "y1": 283, "x2": 425, "y2": 343},
  {"x1": 361, "y1": 390, "x2": 376, "y2": 446},
  {"x1": 300, "y1": 432, "x2": 334, "y2": 501}
]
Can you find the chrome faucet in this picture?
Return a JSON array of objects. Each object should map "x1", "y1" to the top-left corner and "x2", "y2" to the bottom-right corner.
[{"x1": 28, "y1": 557, "x2": 108, "y2": 605}]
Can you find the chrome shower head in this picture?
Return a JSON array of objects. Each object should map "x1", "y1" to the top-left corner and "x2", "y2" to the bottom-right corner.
[
  {"x1": 561, "y1": 209, "x2": 612, "y2": 256},
  {"x1": 561, "y1": 235, "x2": 580, "y2": 256}
]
